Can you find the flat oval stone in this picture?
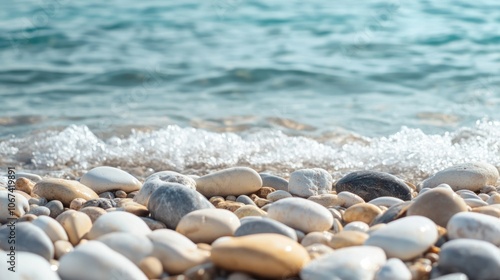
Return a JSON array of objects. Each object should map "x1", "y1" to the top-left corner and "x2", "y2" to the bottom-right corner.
[
  {"x1": 234, "y1": 218, "x2": 298, "y2": 241},
  {"x1": 148, "y1": 229, "x2": 210, "y2": 275},
  {"x1": 337, "y1": 191, "x2": 365, "y2": 207},
  {"x1": 56, "y1": 210, "x2": 93, "y2": 246},
  {"x1": 300, "y1": 246, "x2": 386, "y2": 280},
  {"x1": 235, "y1": 195, "x2": 256, "y2": 206},
  {"x1": 336, "y1": 171, "x2": 412, "y2": 201},
  {"x1": 375, "y1": 258, "x2": 412, "y2": 280},
  {"x1": 308, "y1": 194, "x2": 339, "y2": 208},
  {"x1": 407, "y1": 188, "x2": 468, "y2": 227},
  {"x1": 463, "y1": 198, "x2": 488, "y2": 208},
  {"x1": 0, "y1": 191, "x2": 29, "y2": 222},
  {"x1": 301, "y1": 231, "x2": 334, "y2": 247},
  {"x1": 211, "y1": 233, "x2": 310, "y2": 279},
  {"x1": 472, "y1": 204, "x2": 500, "y2": 218},
  {"x1": 54, "y1": 240, "x2": 73, "y2": 259},
  {"x1": 58, "y1": 241, "x2": 147, "y2": 280},
  {"x1": 371, "y1": 201, "x2": 412, "y2": 225},
  {"x1": 27, "y1": 205, "x2": 50, "y2": 216},
  {"x1": 267, "y1": 190, "x2": 292, "y2": 202},
  {"x1": 32, "y1": 215, "x2": 68, "y2": 243},
  {"x1": 447, "y1": 212, "x2": 500, "y2": 246},
  {"x1": 87, "y1": 211, "x2": 151, "y2": 239},
  {"x1": 176, "y1": 209, "x2": 241, "y2": 244},
  {"x1": 195, "y1": 167, "x2": 262, "y2": 197},
  {"x1": 233, "y1": 205, "x2": 268, "y2": 218},
  {"x1": 79, "y1": 206, "x2": 107, "y2": 223},
  {"x1": 148, "y1": 183, "x2": 214, "y2": 229},
  {"x1": 365, "y1": 216, "x2": 438, "y2": 261},
  {"x1": 438, "y1": 239, "x2": 500, "y2": 280},
  {"x1": 97, "y1": 232, "x2": 153, "y2": 265},
  {"x1": 80, "y1": 166, "x2": 142, "y2": 194},
  {"x1": 328, "y1": 230, "x2": 369, "y2": 249},
  {"x1": 0, "y1": 222, "x2": 54, "y2": 260},
  {"x1": 421, "y1": 162, "x2": 499, "y2": 192},
  {"x1": 288, "y1": 168, "x2": 333, "y2": 198},
  {"x1": 134, "y1": 171, "x2": 196, "y2": 206},
  {"x1": 260, "y1": 173, "x2": 288, "y2": 191},
  {"x1": 267, "y1": 197, "x2": 333, "y2": 233},
  {"x1": 33, "y1": 178, "x2": 98, "y2": 206},
  {"x1": 0, "y1": 251, "x2": 60, "y2": 280},
  {"x1": 368, "y1": 196, "x2": 404, "y2": 207},
  {"x1": 343, "y1": 203, "x2": 382, "y2": 224}
]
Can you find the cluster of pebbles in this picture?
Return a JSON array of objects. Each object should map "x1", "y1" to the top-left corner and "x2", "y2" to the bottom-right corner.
[{"x1": 1, "y1": 162, "x2": 500, "y2": 280}]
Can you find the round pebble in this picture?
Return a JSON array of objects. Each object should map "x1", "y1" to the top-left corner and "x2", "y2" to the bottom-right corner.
[
  {"x1": 56, "y1": 210, "x2": 93, "y2": 246},
  {"x1": 267, "y1": 190, "x2": 292, "y2": 201},
  {"x1": 134, "y1": 171, "x2": 196, "y2": 206},
  {"x1": 45, "y1": 200, "x2": 64, "y2": 218},
  {"x1": 97, "y1": 232, "x2": 153, "y2": 265},
  {"x1": 54, "y1": 240, "x2": 73, "y2": 260},
  {"x1": 447, "y1": 212, "x2": 500, "y2": 246},
  {"x1": 0, "y1": 222, "x2": 54, "y2": 260},
  {"x1": 0, "y1": 191, "x2": 29, "y2": 222},
  {"x1": 32, "y1": 215, "x2": 69, "y2": 243},
  {"x1": 233, "y1": 205, "x2": 267, "y2": 218},
  {"x1": 260, "y1": 173, "x2": 288, "y2": 191},
  {"x1": 328, "y1": 230, "x2": 369, "y2": 249},
  {"x1": 0, "y1": 251, "x2": 60, "y2": 280},
  {"x1": 288, "y1": 168, "x2": 333, "y2": 198},
  {"x1": 87, "y1": 211, "x2": 151, "y2": 239},
  {"x1": 235, "y1": 194, "x2": 256, "y2": 206},
  {"x1": 195, "y1": 167, "x2": 263, "y2": 197},
  {"x1": 235, "y1": 217, "x2": 298, "y2": 241},
  {"x1": 139, "y1": 257, "x2": 163, "y2": 279},
  {"x1": 80, "y1": 166, "x2": 142, "y2": 194},
  {"x1": 343, "y1": 203, "x2": 382, "y2": 224}
]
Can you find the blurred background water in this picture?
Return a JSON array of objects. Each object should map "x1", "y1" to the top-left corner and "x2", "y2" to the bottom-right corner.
[{"x1": 1, "y1": 0, "x2": 499, "y2": 180}]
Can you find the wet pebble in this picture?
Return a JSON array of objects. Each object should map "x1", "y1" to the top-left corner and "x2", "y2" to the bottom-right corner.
[
  {"x1": 33, "y1": 178, "x2": 98, "y2": 206},
  {"x1": 80, "y1": 166, "x2": 142, "y2": 194},
  {"x1": 134, "y1": 171, "x2": 196, "y2": 206}
]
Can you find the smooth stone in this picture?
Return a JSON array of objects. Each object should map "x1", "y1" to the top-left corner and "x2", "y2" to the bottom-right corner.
[
  {"x1": 33, "y1": 178, "x2": 98, "y2": 206},
  {"x1": 336, "y1": 171, "x2": 412, "y2": 201},
  {"x1": 371, "y1": 201, "x2": 412, "y2": 225},
  {"x1": 32, "y1": 215, "x2": 69, "y2": 243},
  {"x1": 134, "y1": 171, "x2": 196, "y2": 206},
  {"x1": 183, "y1": 262, "x2": 217, "y2": 280},
  {"x1": 487, "y1": 193, "x2": 500, "y2": 204},
  {"x1": 301, "y1": 231, "x2": 334, "y2": 247},
  {"x1": 140, "y1": 217, "x2": 167, "y2": 230},
  {"x1": 236, "y1": 195, "x2": 256, "y2": 206},
  {"x1": 438, "y1": 239, "x2": 500, "y2": 280},
  {"x1": 407, "y1": 188, "x2": 468, "y2": 227},
  {"x1": 148, "y1": 229, "x2": 211, "y2": 275},
  {"x1": 45, "y1": 200, "x2": 64, "y2": 218},
  {"x1": 69, "y1": 197, "x2": 86, "y2": 210},
  {"x1": 98, "y1": 191, "x2": 115, "y2": 199},
  {"x1": 234, "y1": 205, "x2": 267, "y2": 218},
  {"x1": 328, "y1": 208, "x2": 343, "y2": 220},
  {"x1": 254, "y1": 186, "x2": 275, "y2": 198},
  {"x1": 365, "y1": 216, "x2": 438, "y2": 261},
  {"x1": 447, "y1": 212, "x2": 500, "y2": 246},
  {"x1": 97, "y1": 232, "x2": 153, "y2": 265},
  {"x1": 0, "y1": 251, "x2": 60, "y2": 280},
  {"x1": 195, "y1": 167, "x2": 262, "y2": 197},
  {"x1": 15, "y1": 177, "x2": 35, "y2": 194},
  {"x1": 0, "y1": 191, "x2": 29, "y2": 222},
  {"x1": 148, "y1": 183, "x2": 214, "y2": 229},
  {"x1": 267, "y1": 190, "x2": 292, "y2": 202},
  {"x1": 267, "y1": 197, "x2": 333, "y2": 233},
  {"x1": 235, "y1": 218, "x2": 298, "y2": 241},
  {"x1": 337, "y1": 191, "x2": 365, "y2": 207},
  {"x1": 328, "y1": 230, "x2": 369, "y2": 249},
  {"x1": 432, "y1": 273, "x2": 469, "y2": 280},
  {"x1": 56, "y1": 210, "x2": 93, "y2": 246},
  {"x1": 211, "y1": 233, "x2": 310, "y2": 279},
  {"x1": 260, "y1": 173, "x2": 288, "y2": 191},
  {"x1": 305, "y1": 243, "x2": 335, "y2": 260},
  {"x1": 421, "y1": 162, "x2": 499, "y2": 192},
  {"x1": 472, "y1": 204, "x2": 500, "y2": 218},
  {"x1": 375, "y1": 258, "x2": 412, "y2": 280},
  {"x1": 29, "y1": 197, "x2": 47, "y2": 206},
  {"x1": 80, "y1": 166, "x2": 141, "y2": 194},
  {"x1": 343, "y1": 221, "x2": 370, "y2": 233},
  {"x1": 115, "y1": 190, "x2": 127, "y2": 198},
  {"x1": 0, "y1": 222, "x2": 54, "y2": 260},
  {"x1": 58, "y1": 241, "x2": 147, "y2": 280},
  {"x1": 87, "y1": 211, "x2": 151, "y2": 239},
  {"x1": 82, "y1": 198, "x2": 116, "y2": 209},
  {"x1": 216, "y1": 200, "x2": 245, "y2": 212},
  {"x1": 116, "y1": 200, "x2": 149, "y2": 216},
  {"x1": 463, "y1": 198, "x2": 488, "y2": 207},
  {"x1": 176, "y1": 209, "x2": 241, "y2": 244},
  {"x1": 139, "y1": 257, "x2": 163, "y2": 280},
  {"x1": 14, "y1": 189, "x2": 31, "y2": 201},
  {"x1": 288, "y1": 168, "x2": 333, "y2": 198},
  {"x1": 27, "y1": 205, "x2": 50, "y2": 216},
  {"x1": 17, "y1": 213, "x2": 38, "y2": 222},
  {"x1": 343, "y1": 203, "x2": 382, "y2": 224},
  {"x1": 301, "y1": 246, "x2": 386, "y2": 280},
  {"x1": 226, "y1": 195, "x2": 237, "y2": 201},
  {"x1": 254, "y1": 198, "x2": 272, "y2": 208},
  {"x1": 79, "y1": 206, "x2": 107, "y2": 223},
  {"x1": 54, "y1": 240, "x2": 73, "y2": 259},
  {"x1": 307, "y1": 194, "x2": 339, "y2": 208},
  {"x1": 368, "y1": 196, "x2": 404, "y2": 207}
]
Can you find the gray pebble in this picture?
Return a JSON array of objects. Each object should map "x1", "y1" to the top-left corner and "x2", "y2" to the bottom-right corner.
[
  {"x1": 235, "y1": 218, "x2": 298, "y2": 241},
  {"x1": 236, "y1": 195, "x2": 256, "y2": 206},
  {"x1": 45, "y1": 200, "x2": 64, "y2": 219},
  {"x1": 336, "y1": 171, "x2": 412, "y2": 201},
  {"x1": 27, "y1": 206, "x2": 50, "y2": 217},
  {"x1": 0, "y1": 222, "x2": 54, "y2": 260},
  {"x1": 259, "y1": 173, "x2": 288, "y2": 191}
]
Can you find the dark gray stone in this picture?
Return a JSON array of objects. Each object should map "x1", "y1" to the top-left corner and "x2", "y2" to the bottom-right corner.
[
  {"x1": 45, "y1": 200, "x2": 64, "y2": 218},
  {"x1": 260, "y1": 173, "x2": 288, "y2": 191},
  {"x1": 148, "y1": 183, "x2": 213, "y2": 229},
  {"x1": 335, "y1": 171, "x2": 412, "y2": 201},
  {"x1": 371, "y1": 201, "x2": 411, "y2": 225},
  {"x1": 438, "y1": 239, "x2": 500, "y2": 280},
  {"x1": 0, "y1": 222, "x2": 54, "y2": 260},
  {"x1": 236, "y1": 195, "x2": 256, "y2": 206},
  {"x1": 98, "y1": 191, "x2": 115, "y2": 199},
  {"x1": 235, "y1": 218, "x2": 297, "y2": 241}
]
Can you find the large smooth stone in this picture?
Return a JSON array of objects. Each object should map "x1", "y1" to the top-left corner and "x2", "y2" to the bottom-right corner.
[
  {"x1": 0, "y1": 222, "x2": 54, "y2": 260},
  {"x1": 56, "y1": 210, "x2": 93, "y2": 246},
  {"x1": 195, "y1": 167, "x2": 262, "y2": 197},
  {"x1": 368, "y1": 196, "x2": 405, "y2": 208},
  {"x1": 421, "y1": 162, "x2": 499, "y2": 192},
  {"x1": 364, "y1": 216, "x2": 438, "y2": 261},
  {"x1": 148, "y1": 229, "x2": 210, "y2": 275},
  {"x1": 211, "y1": 233, "x2": 310, "y2": 278},
  {"x1": 148, "y1": 184, "x2": 213, "y2": 229},
  {"x1": 176, "y1": 209, "x2": 240, "y2": 244},
  {"x1": 80, "y1": 166, "x2": 141, "y2": 194},
  {"x1": 288, "y1": 168, "x2": 333, "y2": 198},
  {"x1": 234, "y1": 218, "x2": 298, "y2": 241},
  {"x1": 267, "y1": 197, "x2": 333, "y2": 233},
  {"x1": 58, "y1": 241, "x2": 147, "y2": 280},
  {"x1": 438, "y1": 239, "x2": 500, "y2": 280},
  {"x1": 407, "y1": 188, "x2": 468, "y2": 227},
  {"x1": 31, "y1": 215, "x2": 68, "y2": 243},
  {"x1": 375, "y1": 258, "x2": 412, "y2": 280},
  {"x1": 328, "y1": 230, "x2": 368, "y2": 249},
  {"x1": 260, "y1": 173, "x2": 288, "y2": 191},
  {"x1": 134, "y1": 171, "x2": 196, "y2": 206},
  {"x1": 447, "y1": 212, "x2": 500, "y2": 246},
  {"x1": 300, "y1": 246, "x2": 386, "y2": 280},
  {"x1": 335, "y1": 171, "x2": 412, "y2": 201},
  {"x1": 97, "y1": 232, "x2": 153, "y2": 265},
  {"x1": 33, "y1": 178, "x2": 98, "y2": 206},
  {"x1": 0, "y1": 251, "x2": 60, "y2": 280},
  {"x1": 0, "y1": 191, "x2": 29, "y2": 223},
  {"x1": 87, "y1": 211, "x2": 151, "y2": 239},
  {"x1": 343, "y1": 203, "x2": 382, "y2": 224}
]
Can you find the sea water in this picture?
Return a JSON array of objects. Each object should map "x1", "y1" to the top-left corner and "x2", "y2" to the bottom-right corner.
[{"x1": 1, "y1": 0, "x2": 499, "y2": 181}]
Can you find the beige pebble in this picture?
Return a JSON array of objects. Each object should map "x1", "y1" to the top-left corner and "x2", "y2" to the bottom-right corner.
[
  {"x1": 267, "y1": 190, "x2": 292, "y2": 202},
  {"x1": 115, "y1": 190, "x2": 127, "y2": 198},
  {"x1": 197, "y1": 243, "x2": 212, "y2": 251},
  {"x1": 472, "y1": 204, "x2": 500, "y2": 218},
  {"x1": 234, "y1": 205, "x2": 267, "y2": 219},
  {"x1": 17, "y1": 213, "x2": 38, "y2": 222},
  {"x1": 478, "y1": 193, "x2": 490, "y2": 201},
  {"x1": 487, "y1": 193, "x2": 500, "y2": 205},
  {"x1": 343, "y1": 203, "x2": 382, "y2": 224},
  {"x1": 195, "y1": 167, "x2": 263, "y2": 197},
  {"x1": 481, "y1": 185, "x2": 497, "y2": 194},
  {"x1": 226, "y1": 195, "x2": 237, "y2": 201},
  {"x1": 32, "y1": 215, "x2": 69, "y2": 243},
  {"x1": 328, "y1": 230, "x2": 368, "y2": 249},
  {"x1": 343, "y1": 221, "x2": 369, "y2": 232},
  {"x1": 70, "y1": 198, "x2": 87, "y2": 210},
  {"x1": 139, "y1": 257, "x2": 163, "y2": 280},
  {"x1": 337, "y1": 191, "x2": 365, "y2": 207},
  {"x1": 33, "y1": 178, "x2": 98, "y2": 207},
  {"x1": 305, "y1": 243, "x2": 335, "y2": 260},
  {"x1": 16, "y1": 177, "x2": 35, "y2": 195},
  {"x1": 255, "y1": 198, "x2": 272, "y2": 208},
  {"x1": 79, "y1": 206, "x2": 107, "y2": 223},
  {"x1": 176, "y1": 209, "x2": 240, "y2": 244},
  {"x1": 254, "y1": 186, "x2": 275, "y2": 198},
  {"x1": 367, "y1": 223, "x2": 387, "y2": 234},
  {"x1": 328, "y1": 208, "x2": 343, "y2": 220},
  {"x1": 331, "y1": 218, "x2": 343, "y2": 234},
  {"x1": 117, "y1": 201, "x2": 150, "y2": 217},
  {"x1": 308, "y1": 194, "x2": 339, "y2": 208},
  {"x1": 57, "y1": 210, "x2": 93, "y2": 246},
  {"x1": 14, "y1": 190, "x2": 32, "y2": 201},
  {"x1": 301, "y1": 231, "x2": 334, "y2": 247},
  {"x1": 87, "y1": 211, "x2": 151, "y2": 240},
  {"x1": 183, "y1": 262, "x2": 217, "y2": 280},
  {"x1": 54, "y1": 240, "x2": 73, "y2": 259},
  {"x1": 209, "y1": 196, "x2": 225, "y2": 207},
  {"x1": 216, "y1": 201, "x2": 245, "y2": 212}
]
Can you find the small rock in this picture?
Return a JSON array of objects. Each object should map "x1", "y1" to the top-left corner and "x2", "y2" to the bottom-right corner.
[
  {"x1": 260, "y1": 173, "x2": 288, "y2": 191},
  {"x1": 15, "y1": 177, "x2": 35, "y2": 194},
  {"x1": 56, "y1": 210, "x2": 93, "y2": 245},
  {"x1": 235, "y1": 195, "x2": 256, "y2": 206},
  {"x1": 115, "y1": 190, "x2": 127, "y2": 198},
  {"x1": 288, "y1": 168, "x2": 333, "y2": 198},
  {"x1": 27, "y1": 205, "x2": 50, "y2": 216},
  {"x1": 45, "y1": 200, "x2": 64, "y2": 218},
  {"x1": 176, "y1": 209, "x2": 241, "y2": 244},
  {"x1": 328, "y1": 230, "x2": 368, "y2": 249},
  {"x1": 196, "y1": 167, "x2": 262, "y2": 197},
  {"x1": 463, "y1": 198, "x2": 488, "y2": 208},
  {"x1": 301, "y1": 231, "x2": 334, "y2": 247},
  {"x1": 140, "y1": 217, "x2": 167, "y2": 230},
  {"x1": 116, "y1": 200, "x2": 150, "y2": 216},
  {"x1": 98, "y1": 191, "x2": 115, "y2": 199},
  {"x1": 267, "y1": 190, "x2": 292, "y2": 202},
  {"x1": 447, "y1": 212, "x2": 500, "y2": 246},
  {"x1": 305, "y1": 243, "x2": 335, "y2": 260},
  {"x1": 87, "y1": 211, "x2": 152, "y2": 239},
  {"x1": 0, "y1": 222, "x2": 54, "y2": 260},
  {"x1": 307, "y1": 194, "x2": 339, "y2": 208},
  {"x1": 487, "y1": 193, "x2": 500, "y2": 204},
  {"x1": 336, "y1": 171, "x2": 412, "y2": 201},
  {"x1": 254, "y1": 186, "x2": 275, "y2": 198},
  {"x1": 82, "y1": 198, "x2": 116, "y2": 209},
  {"x1": 80, "y1": 166, "x2": 142, "y2": 194},
  {"x1": 226, "y1": 195, "x2": 237, "y2": 201},
  {"x1": 97, "y1": 232, "x2": 153, "y2": 265},
  {"x1": 79, "y1": 206, "x2": 107, "y2": 223},
  {"x1": 215, "y1": 201, "x2": 244, "y2": 212},
  {"x1": 343, "y1": 203, "x2": 382, "y2": 224},
  {"x1": 337, "y1": 191, "x2": 365, "y2": 207},
  {"x1": 254, "y1": 198, "x2": 272, "y2": 207},
  {"x1": 32, "y1": 215, "x2": 68, "y2": 243},
  {"x1": 371, "y1": 201, "x2": 412, "y2": 225},
  {"x1": 368, "y1": 196, "x2": 405, "y2": 207},
  {"x1": 134, "y1": 171, "x2": 196, "y2": 206},
  {"x1": 70, "y1": 197, "x2": 87, "y2": 210},
  {"x1": 375, "y1": 258, "x2": 412, "y2": 280},
  {"x1": 54, "y1": 240, "x2": 73, "y2": 260},
  {"x1": 234, "y1": 218, "x2": 297, "y2": 241},
  {"x1": 139, "y1": 257, "x2": 163, "y2": 280},
  {"x1": 472, "y1": 204, "x2": 500, "y2": 218},
  {"x1": 233, "y1": 205, "x2": 267, "y2": 218},
  {"x1": 33, "y1": 178, "x2": 98, "y2": 207},
  {"x1": 343, "y1": 221, "x2": 370, "y2": 232}
]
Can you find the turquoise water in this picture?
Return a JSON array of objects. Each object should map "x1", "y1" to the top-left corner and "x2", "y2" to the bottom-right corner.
[{"x1": 1, "y1": 0, "x2": 500, "y2": 178}]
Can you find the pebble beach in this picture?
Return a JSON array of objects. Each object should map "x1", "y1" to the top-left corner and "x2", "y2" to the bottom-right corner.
[{"x1": 1, "y1": 162, "x2": 500, "y2": 280}]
